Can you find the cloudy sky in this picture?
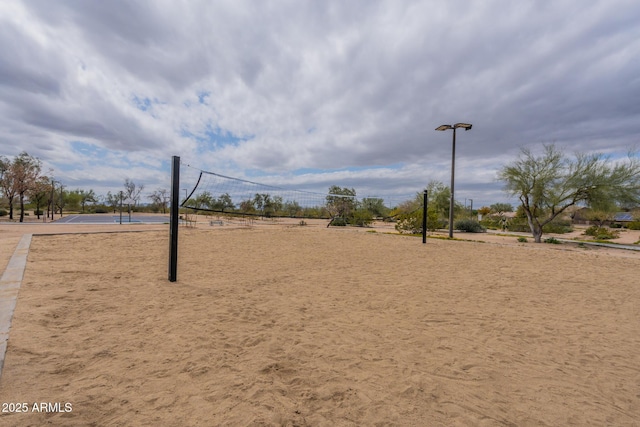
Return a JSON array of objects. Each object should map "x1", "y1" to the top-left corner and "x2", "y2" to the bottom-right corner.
[{"x1": 1, "y1": 0, "x2": 639, "y2": 207}]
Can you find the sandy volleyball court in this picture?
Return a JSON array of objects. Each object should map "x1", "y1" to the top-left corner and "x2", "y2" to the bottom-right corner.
[{"x1": 0, "y1": 223, "x2": 639, "y2": 425}]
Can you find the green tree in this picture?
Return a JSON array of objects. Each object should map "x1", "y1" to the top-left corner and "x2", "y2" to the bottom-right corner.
[
  {"x1": 55, "y1": 184, "x2": 66, "y2": 217},
  {"x1": 65, "y1": 189, "x2": 82, "y2": 212},
  {"x1": 214, "y1": 193, "x2": 234, "y2": 212},
  {"x1": 78, "y1": 189, "x2": 97, "y2": 213},
  {"x1": 239, "y1": 199, "x2": 256, "y2": 214},
  {"x1": 498, "y1": 144, "x2": 640, "y2": 242},
  {"x1": 148, "y1": 189, "x2": 170, "y2": 213},
  {"x1": 192, "y1": 191, "x2": 214, "y2": 210},
  {"x1": 490, "y1": 203, "x2": 513, "y2": 215},
  {"x1": 28, "y1": 176, "x2": 51, "y2": 219},
  {"x1": 425, "y1": 180, "x2": 464, "y2": 221},
  {"x1": 394, "y1": 192, "x2": 440, "y2": 234},
  {"x1": 105, "y1": 191, "x2": 120, "y2": 213},
  {"x1": 326, "y1": 186, "x2": 356, "y2": 220},
  {"x1": 362, "y1": 197, "x2": 389, "y2": 218}
]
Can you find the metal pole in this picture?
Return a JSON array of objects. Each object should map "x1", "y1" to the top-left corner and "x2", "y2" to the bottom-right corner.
[
  {"x1": 59, "y1": 185, "x2": 64, "y2": 217},
  {"x1": 422, "y1": 190, "x2": 428, "y2": 244},
  {"x1": 168, "y1": 156, "x2": 180, "y2": 282},
  {"x1": 449, "y1": 128, "x2": 456, "y2": 238},
  {"x1": 49, "y1": 180, "x2": 55, "y2": 220},
  {"x1": 119, "y1": 192, "x2": 123, "y2": 225}
]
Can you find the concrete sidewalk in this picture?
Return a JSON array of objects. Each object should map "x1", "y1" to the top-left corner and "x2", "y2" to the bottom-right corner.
[{"x1": 0, "y1": 234, "x2": 32, "y2": 382}]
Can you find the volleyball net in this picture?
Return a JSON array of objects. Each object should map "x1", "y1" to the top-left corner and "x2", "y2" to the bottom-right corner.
[
  {"x1": 168, "y1": 156, "x2": 419, "y2": 281},
  {"x1": 178, "y1": 162, "x2": 413, "y2": 220}
]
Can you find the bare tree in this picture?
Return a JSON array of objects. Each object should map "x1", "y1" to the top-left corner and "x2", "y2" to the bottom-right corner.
[
  {"x1": 0, "y1": 152, "x2": 43, "y2": 222},
  {"x1": 0, "y1": 156, "x2": 17, "y2": 219},
  {"x1": 148, "y1": 188, "x2": 170, "y2": 213},
  {"x1": 124, "y1": 178, "x2": 144, "y2": 207}
]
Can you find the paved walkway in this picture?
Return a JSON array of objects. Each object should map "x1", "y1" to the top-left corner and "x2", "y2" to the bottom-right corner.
[{"x1": 0, "y1": 234, "x2": 32, "y2": 381}]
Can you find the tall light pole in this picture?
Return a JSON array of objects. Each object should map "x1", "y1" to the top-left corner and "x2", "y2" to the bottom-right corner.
[{"x1": 435, "y1": 123, "x2": 472, "y2": 238}]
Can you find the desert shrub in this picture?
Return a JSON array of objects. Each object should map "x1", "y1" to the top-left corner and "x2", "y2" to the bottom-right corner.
[
  {"x1": 454, "y1": 219, "x2": 486, "y2": 233},
  {"x1": 480, "y1": 217, "x2": 501, "y2": 230},
  {"x1": 0, "y1": 209, "x2": 7, "y2": 217},
  {"x1": 93, "y1": 207, "x2": 109, "y2": 214},
  {"x1": 498, "y1": 218, "x2": 572, "y2": 234},
  {"x1": 517, "y1": 236, "x2": 528, "y2": 243},
  {"x1": 609, "y1": 222, "x2": 623, "y2": 228},
  {"x1": 351, "y1": 208, "x2": 373, "y2": 227},
  {"x1": 544, "y1": 237, "x2": 560, "y2": 244},
  {"x1": 542, "y1": 219, "x2": 573, "y2": 234},
  {"x1": 584, "y1": 226, "x2": 619, "y2": 240},
  {"x1": 299, "y1": 220, "x2": 307, "y2": 226},
  {"x1": 330, "y1": 217, "x2": 348, "y2": 226},
  {"x1": 502, "y1": 218, "x2": 529, "y2": 232},
  {"x1": 394, "y1": 209, "x2": 443, "y2": 234},
  {"x1": 627, "y1": 221, "x2": 640, "y2": 230}
]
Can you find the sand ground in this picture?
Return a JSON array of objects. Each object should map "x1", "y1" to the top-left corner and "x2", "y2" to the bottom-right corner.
[{"x1": 0, "y1": 218, "x2": 639, "y2": 425}]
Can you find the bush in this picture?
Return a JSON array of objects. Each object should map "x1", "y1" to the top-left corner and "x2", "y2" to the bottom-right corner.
[
  {"x1": 479, "y1": 217, "x2": 501, "y2": 230},
  {"x1": 351, "y1": 208, "x2": 373, "y2": 227},
  {"x1": 627, "y1": 221, "x2": 640, "y2": 230},
  {"x1": 394, "y1": 210, "x2": 444, "y2": 234},
  {"x1": 542, "y1": 219, "x2": 573, "y2": 234},
  {"x1": 584, "y1": 226, "x2": 619, "y2": 240},
  {"x1": 94, "y1": 207, "x2": 109, "y2": 214},
  {"x1": 330, "y1": 217, "x2": 348, "y2": 226},
  {"x1": 517, "y1": 236, "x2": 528, "y2": 243},
  {"x1": 544, "y1": 237, "x2": 560, "y2": 244},
  {"x1": 494, "y1": 218, "x2": 573, "y2": 234},
  {"x1": 609, "y1": 222, "x2": 623, "y2": 228},
  {"x1": 454, "y1": 219, "x2": 486, "y2": 233},
  {"x1": 0, "y1": 209, "x2": 7, "y2": 217},
  {"x1": 504, "y1": 218, "x2": 530, "y2": 232}
]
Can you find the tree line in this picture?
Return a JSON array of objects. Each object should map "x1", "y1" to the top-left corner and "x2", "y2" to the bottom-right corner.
[
  {"x1": 3, "y1": 145, "x2": 639, "y2": 242},
  {"x1": 183, "y1": 185, "x2": 389, "y2": 226},
  {"x1": 0, "y1": 152, "x2": 163, "y2": 221}
]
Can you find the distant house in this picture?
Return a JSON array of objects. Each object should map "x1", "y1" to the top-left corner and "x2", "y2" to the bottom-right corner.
[
  {"x1": 572, "y1": 208, "x2": 639, "y2": 225},
  {"x1": 613, "y1": 212, "x2": 634, "y2": 222}
]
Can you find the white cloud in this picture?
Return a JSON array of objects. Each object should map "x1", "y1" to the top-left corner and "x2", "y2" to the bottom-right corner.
[{"x1": 1, "y1": 0, "x2": 639, "y2": 207}]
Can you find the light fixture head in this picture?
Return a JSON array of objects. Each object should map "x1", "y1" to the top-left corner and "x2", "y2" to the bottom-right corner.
[
  {"x1": 454, "y1": 123, "x2": 472, "y2": 130},
  {"x1": 435, "y1": 124, "x2": 453, "y2": 131}
]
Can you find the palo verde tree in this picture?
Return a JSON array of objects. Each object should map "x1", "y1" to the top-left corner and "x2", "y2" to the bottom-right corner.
[
  {"x1": 326, "y1": 185, "x2": 356, "y2": 219},
  {"x1": 498, "y1": 144, "x2": 640, "y2": 242},
  {"x1": 78, "y1": 189, "x2": 97, "y2": 212}
]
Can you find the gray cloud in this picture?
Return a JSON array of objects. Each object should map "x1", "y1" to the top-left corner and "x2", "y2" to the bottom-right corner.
[{"x1": 0, "y1": 0, "x2": 639, "y2": 207}]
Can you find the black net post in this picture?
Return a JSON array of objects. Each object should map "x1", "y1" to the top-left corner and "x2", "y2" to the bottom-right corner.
[
  {"x1": 422, "y1": 190, "x2": 428, "y2": 244},
  {"x1": 168, "y1": 156, "x2": 180, "y2": 282}
]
